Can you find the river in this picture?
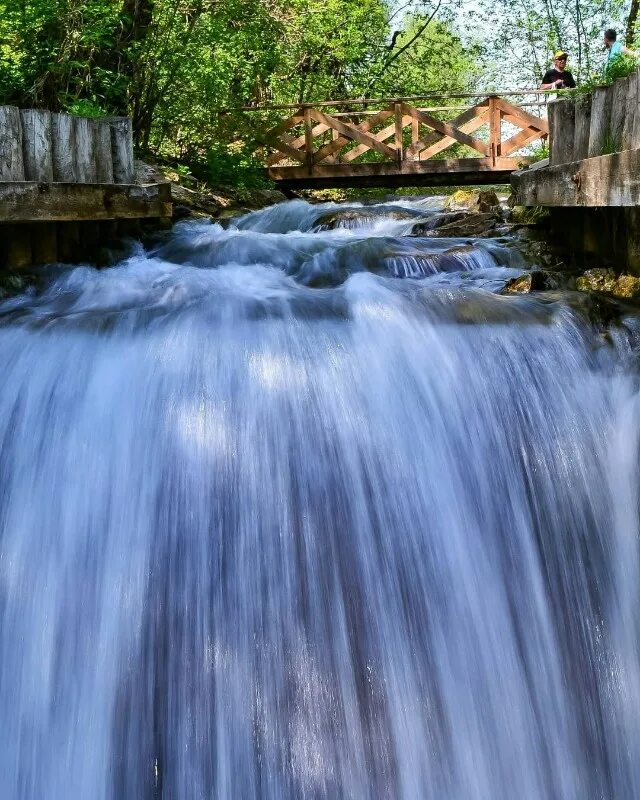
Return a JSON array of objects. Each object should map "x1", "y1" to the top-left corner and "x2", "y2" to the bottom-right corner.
[{"x1": 1, "y1": 197, "x2": 640, "y2": 798}]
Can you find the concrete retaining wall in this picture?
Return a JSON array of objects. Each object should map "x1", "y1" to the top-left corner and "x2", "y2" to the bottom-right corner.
[{"x1": 548, "y1": 69, "x2": 640, "y2": 166}]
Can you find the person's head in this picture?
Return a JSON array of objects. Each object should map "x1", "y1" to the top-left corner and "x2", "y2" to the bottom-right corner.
[
  {"x1": 554, "y1": 50, "x2": 568, "y2": 70},
  {"x1": 604, "y1": 28, "x2": 617, "y2": 48}
]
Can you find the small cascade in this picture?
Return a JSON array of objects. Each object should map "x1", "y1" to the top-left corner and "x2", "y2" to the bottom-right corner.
[{"x1": 1, "y1": 197, "x2": 640, "y2": 799}]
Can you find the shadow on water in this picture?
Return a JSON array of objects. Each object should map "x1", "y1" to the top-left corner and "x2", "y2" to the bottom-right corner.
[{"x1": 2, "y1": 198, "x2": 640, "y2": 798}]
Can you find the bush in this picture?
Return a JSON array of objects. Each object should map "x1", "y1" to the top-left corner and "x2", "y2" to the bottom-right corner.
[{"x1": 205, "y1": 142, "x2": 271, "y2": 189}]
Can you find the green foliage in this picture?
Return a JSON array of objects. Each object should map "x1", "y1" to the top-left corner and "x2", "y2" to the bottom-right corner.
[
  {"x1": 573, "y1": 54, "x2": 639, "y2": 95},
  {"x1": 477, "y1": 0, "x2": 627, "y2": 87},
  {"x1": 528, "y1": 141, "x2": 550, "y2": 162},
  {"x1": 205, "y1": 143, "x2": 271, "y2": 190},
  {"x1": 0, "y1": 0, "x2": 481, "y2": 186}
]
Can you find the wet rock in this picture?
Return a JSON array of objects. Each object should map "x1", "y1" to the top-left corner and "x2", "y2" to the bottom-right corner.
[
  {"x1": 444, "y1": 189, "x2": 501, "y2": 213},
  {"x1": 501, "y1": 270, "x2": 565, "y2": 294},
  {"x1": 576, "y1": 268, "x2": 640, "y2": 298},
  {"x1": 503, "y1": 274, "x2": 536, "y2": 293},
  {"x1": 507, "y1": 206, "x2": 551, "y2": 225},
  {"x1": 438, "y1": 245, "x2": 478, "y2": 272},
  {"x1": 449, "y1": 292, "x2": 553, "y2": 325},
  {"x1": 134, "y1": 160, "x2": 287, "y2": 221},
  {"x1": 313, "y1": 206, "x2": 421, "y2": 231},
  {"x1": 409, "y1": 212, "x2": 469, "y2": 235},
  {"x1": 424, "y1": 212, "x2": 499, "y2": 238}
]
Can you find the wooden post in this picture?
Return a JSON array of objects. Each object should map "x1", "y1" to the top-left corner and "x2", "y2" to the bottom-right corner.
[
  {"x1": 57, "y1": 222, "x2": 81, "y2": 262},
  {"x1": 51, "y1": 113, "x2": 77, "y2": 182},
  {"x1": 93, "y1": 120, "x2": 114, "y2": 183},
  {"x1": 74, "y1": 117, "x2": 98, "y2": 183},
  {"x1": 588, "y1": 85, "x2": 613, "y2": 157},
  {"x1": 20, "y1": 109, "x2": 54, "y2": 181},
  {"x1": 0, "y1": 106, "x2": 25, "y2": 180},
  {"x1": 31, "y1": 222, "x2": 58, "y2": 265},
  {"x1": 303, "y1": 107, "x2": 314, "y2": 175},
  {"x1": 622, "y1": 70, "x2": 638, "y2": 149},
  {"x1": 394, "y1": 103, "x2": 403, "y2": 163},
  {"x1": 609, "y1": 77, "x2": 628, "y2": 152},
  {"x1": 107, "y1": 117, "x2": 134, "y2": 183},
  {"x1": 3, "y1": 224, "x2": 32, "y2": 269},
  {"x1": 79, "y1": 221, "x2": 101, "y2": 261},
  {"x1": 573, "y1": 95, "x2": 592, "y2": 160},
  {"x1": 489, "y1": 96, "x2": 500, "y2": 167},
  {"x1": 411, "y1": 117, "x2": 419, "y2": 147},
  {"x1": 549, "y1": 98, "x2": 575, "y2": 164}
]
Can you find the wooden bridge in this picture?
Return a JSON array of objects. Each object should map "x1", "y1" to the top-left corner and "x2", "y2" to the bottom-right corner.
[{"x1": 247, "y1": 94, "x2": 549, "y2": 189}]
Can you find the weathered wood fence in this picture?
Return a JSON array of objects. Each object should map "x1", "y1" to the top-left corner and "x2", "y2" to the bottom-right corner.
[
  {"x1": 244, "y1": 94, "x2": 549, "y2": 188},
  {"x1": 0, "y1": 107, "x2": 134, "y2": 184},
  {"x1": 0, "y1": 107, "x2": 171, "y2": 270}
]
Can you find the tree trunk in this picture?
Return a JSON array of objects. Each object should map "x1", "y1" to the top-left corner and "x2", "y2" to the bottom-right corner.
[{"x1": 627, "y1": 0, "x2": 639, "y2": 46}]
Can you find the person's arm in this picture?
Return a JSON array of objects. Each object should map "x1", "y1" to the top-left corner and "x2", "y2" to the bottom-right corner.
[
  {"x1": 622, "y1": 45, "x2": 636, "y2": 56},
  {"x1": 564, "y1": 72, "x2": 576, "y2": 88}
]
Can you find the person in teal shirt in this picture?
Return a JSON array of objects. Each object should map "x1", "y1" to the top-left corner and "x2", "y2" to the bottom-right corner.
[{"x1": 604, "y1": 29, "x2": 634, "y2": 76}]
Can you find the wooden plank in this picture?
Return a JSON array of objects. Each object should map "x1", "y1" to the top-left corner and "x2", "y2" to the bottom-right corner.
[
  {"x1": 0, "y1": 107, "x2": 25, "y2": 181},
  {"x1": 31, "y1": 222, "x2": 58, "y2": 265},
  {"x1": 412, "y1": 117, "x2": 419, "y2": 146},
  {"x1": 74, "y1": 117, "x2": 97, "y2": 183},
  {"x1": 263, "y1": 135, "x2": 308, "y2": 165},
  {"x1": 289, "y1": 123, "x2": 330, "y2": 149},
  {"x1": 493, "y1": 97, "x2": 548, "y2": 133},
  {"x1": 304, "y1": 107, "x2": 314, "y2": 172},
  {"x1": 94, "y1": 120, "x2": 114, "y2": 183},
  {"x1": 489, "y1": 97, "x2": 501, "y2": 163},
  {"x1": 417, "y1": 113, "x2": 490, "y2": 160},
  {"x1": 342, "y1": 116, "x2": 412, "y2": 162},
  {"x1": 0, "y1": 182, "x2": 172, "y2": 222},
  {"x1": 51, "y1": 113, "x2": 77, "y2": 181},
  {"x1": 501, "y1": 127, "x2": 547, "y2": 156},
  {"x1": 20, "y1": 109, "x2": 54, "y2": 181},
  {"x1": 405, "y1": 101, "x2": 490, "y2": 158},
  {"x1": 259, "y1": 114, "x2": 306, "y2": 165},
  {"x1": 106, "y1": 117, "x2": 134, "y2": 183},
  {"x1": 268, "y1": 156, "x2": 524, "y2": 182},
  {"x1": 394, "y1": 103, "x2": 403, "y2": 162},
  {"x1": 1, "y1": 224, "x2": 32, "y2": 269},
  {"x1": 312, "y1": 108, "x2": 394, "y2": 163},
  {"x1": 308, "y1": 108, "x2": 397, "y2": 160},
  {"x1": 263, "y1": 111, "x2": 305, "y2": 140}
]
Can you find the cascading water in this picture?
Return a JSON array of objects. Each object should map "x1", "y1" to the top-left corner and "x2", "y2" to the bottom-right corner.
[{"x1": 1, "y1": 196, "x2": 640, "y2": 799}]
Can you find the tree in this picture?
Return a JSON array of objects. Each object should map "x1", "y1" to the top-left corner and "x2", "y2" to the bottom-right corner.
[{"x1": 477, "y1": 0, "x2": 627, "y2": 86}]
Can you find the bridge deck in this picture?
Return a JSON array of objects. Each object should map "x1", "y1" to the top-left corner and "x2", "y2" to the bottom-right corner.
[{"x1": 268, "y1": 158, "x2": 524, "y2": 189}]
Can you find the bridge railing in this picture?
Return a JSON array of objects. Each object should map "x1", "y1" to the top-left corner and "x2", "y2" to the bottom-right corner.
[{"x1": 234, "y1": 92, "x2": 550, "y2": 183}]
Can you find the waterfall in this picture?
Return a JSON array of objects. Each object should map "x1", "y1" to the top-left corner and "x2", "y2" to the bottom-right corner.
[{"x1": 1, "y1": 198, "x2": 639, "y2": 799}]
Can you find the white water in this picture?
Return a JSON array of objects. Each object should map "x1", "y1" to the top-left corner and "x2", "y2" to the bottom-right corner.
[{"x1": 1, "y1": 198, "x2": 640, "y2": 798}]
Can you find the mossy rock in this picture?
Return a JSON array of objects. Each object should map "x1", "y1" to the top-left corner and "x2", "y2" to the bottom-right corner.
[
  {"x1": 444, "y1": 189, "x2": 500, "y2": 213},
  {"x1": 576, "y1": 268, "x2": 640, "y2": 298}
]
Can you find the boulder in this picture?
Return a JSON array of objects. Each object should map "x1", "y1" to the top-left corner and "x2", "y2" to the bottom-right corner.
[
  {"x1": 445, "y1": 189, "x2": 501, "y2": 213},
  {"x1": 424, "y1": 212, "x2": 499, "y2": 238},
  {"x1": 409, "y1": 211, "x2": 469, "y2": 235},
  {"x1": 313, "y1": 206, "x2": 423, "y2": 231},
  {"x1": 501, "y1": 270, "x2": 565, "y2": 294}
]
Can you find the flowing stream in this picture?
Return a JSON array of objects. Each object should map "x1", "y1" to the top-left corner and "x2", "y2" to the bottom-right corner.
[{"x1": 2, "y1": 197, "x2": 640, "y2": 799}]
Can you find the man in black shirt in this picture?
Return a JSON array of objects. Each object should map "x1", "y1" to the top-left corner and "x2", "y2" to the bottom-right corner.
[{"x1": 540, "y1": 51, "x2": 576, "y2": 89}]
